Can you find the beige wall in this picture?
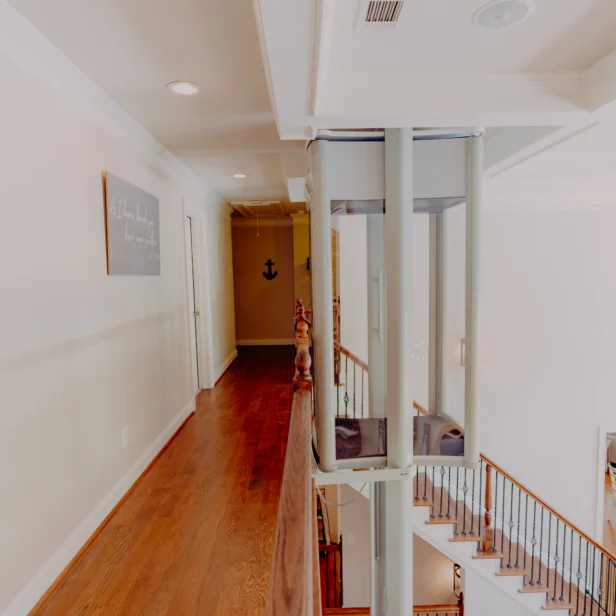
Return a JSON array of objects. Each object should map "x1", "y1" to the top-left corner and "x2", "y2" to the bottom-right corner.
[
  {"x1": 232, "y1": 221, "x2": 295, "y2": 344},
  {"x1": 291, "y1": 213, "x2": 311, "y2": 312},
  {"x1": 0, "y1": 25, "x2": 235, "y2": 614}
]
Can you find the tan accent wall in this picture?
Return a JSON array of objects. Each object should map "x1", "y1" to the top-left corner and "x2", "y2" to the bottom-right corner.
[
  {"x1": 232, "y1": 221, "x2": 295, "y2": 344},
  {"x1": 291, "y1": 213, "x2": 312, "y2": 311}
]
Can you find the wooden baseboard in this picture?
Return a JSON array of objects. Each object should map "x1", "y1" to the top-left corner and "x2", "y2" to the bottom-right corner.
[{"x1": 26, "y1": 409, "x2": 195, "y2": 616}]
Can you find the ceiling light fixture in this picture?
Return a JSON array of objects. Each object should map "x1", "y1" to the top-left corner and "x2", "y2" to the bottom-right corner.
[
  {"x1": 233, "y1": 173, "x2": 248, "y2": 179},
  {"x1": 473, "y1": 0, "x2": 534, "y2": 29},
  {"x1": 166, "y1": 81, "x2": 201, "y2": 95}
]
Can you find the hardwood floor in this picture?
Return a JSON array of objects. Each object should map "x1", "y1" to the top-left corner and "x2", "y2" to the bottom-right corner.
[{"x1": 35, "y1": 346, "x2": 295, "y2": 616}]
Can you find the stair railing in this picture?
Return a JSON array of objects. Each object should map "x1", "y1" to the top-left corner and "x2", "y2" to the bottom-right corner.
[
  {"x1": 334, "y1": 342, "x2": 369, "y2": 419},
  {"x1": 336, "y1": 348, "x2": 615, "y2": 614},
  {"x1": 265, "y1": 302, "x2": 320, "y2": 616},
  {"x1": 417, "y1": 453, "x2": 616, "y2": 614}
]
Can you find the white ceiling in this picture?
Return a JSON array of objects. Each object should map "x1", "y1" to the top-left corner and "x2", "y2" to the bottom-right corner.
[
  {"x1": 8, "y1": 0, "x2": 306, "y2": 204},
  {"x1": 327, "y1": 0, "x2": 616, "y2": 75},
  {"x1": 255, "y1": 0, "x2": 616, "y2": 138}
]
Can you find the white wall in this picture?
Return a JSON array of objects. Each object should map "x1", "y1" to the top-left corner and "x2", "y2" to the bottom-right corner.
[
  {"x1": 442, "y1": 205, "x2": 616, "y2": 533},
  {"x1": 0, "y1": 13, "x2": 235, "y2": 614},
  {"x1": 340, "y1": 487, "x2": 456, "y2": 608},
  {"x1": 463, "y1": 568, "x2": 532, "y2": 616}
]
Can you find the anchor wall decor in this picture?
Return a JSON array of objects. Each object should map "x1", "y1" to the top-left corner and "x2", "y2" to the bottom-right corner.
[{"x1": 262, "y1": 258, "x2": 278, "y2": 281}]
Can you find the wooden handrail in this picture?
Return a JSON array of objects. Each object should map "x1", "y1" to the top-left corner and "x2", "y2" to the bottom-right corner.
[
  {"x1": 334, "y1": 341, "x2": 368, "y2": 372},
  {"x1": 265, "y1": 304, "x2": 319, "y2": 616}
]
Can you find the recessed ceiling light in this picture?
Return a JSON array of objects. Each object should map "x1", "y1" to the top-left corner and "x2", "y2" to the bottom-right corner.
[
  {"x1": 473, "y1": 0, "x2": 534, "y2": 29},
  {"x1": 166, "y1": 81, "x2": 201, "y2": 95},
  {"x1": 233, "y1": 173, "x2": 248, "y2": 179}
]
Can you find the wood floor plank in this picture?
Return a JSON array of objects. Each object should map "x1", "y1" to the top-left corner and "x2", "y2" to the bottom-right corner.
[{"x1": 35, "y1": 347, "x2": 294, "y2": 616}]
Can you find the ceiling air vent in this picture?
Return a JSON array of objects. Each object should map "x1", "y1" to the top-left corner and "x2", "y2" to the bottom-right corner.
[{"x1": 363, "y1": 0, "x2": 404, "y2": 27}]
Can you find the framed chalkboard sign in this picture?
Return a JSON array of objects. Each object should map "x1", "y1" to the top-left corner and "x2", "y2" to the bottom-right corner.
[{"x1": 103, "y1": 172, "x2": 161, "y2": 275}]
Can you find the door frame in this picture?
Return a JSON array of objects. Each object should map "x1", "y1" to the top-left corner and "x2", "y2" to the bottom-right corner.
[{"x1": 183, "y1": 201, "x2": 215, "y2": 391}]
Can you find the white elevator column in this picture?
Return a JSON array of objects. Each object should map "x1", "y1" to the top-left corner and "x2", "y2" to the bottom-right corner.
[{"x1": 382, "y1": 128, "x2": 414, "y2": 616}]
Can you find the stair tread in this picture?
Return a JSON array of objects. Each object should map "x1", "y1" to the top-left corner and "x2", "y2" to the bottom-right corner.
[{"x1": 542, "y1": 600, "x2": 575, "y2": 611}]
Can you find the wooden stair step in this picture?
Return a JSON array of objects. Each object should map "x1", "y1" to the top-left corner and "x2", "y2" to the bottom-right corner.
[
  {"x1": 542, "y1": 600, "x2": 575, "y2": 611},
  {"x1": 473, "y1": 550, "x2": 504, "y2": 560},
  {"x1": 425, "y1": 517, "x2": 458, "y2": 526}
]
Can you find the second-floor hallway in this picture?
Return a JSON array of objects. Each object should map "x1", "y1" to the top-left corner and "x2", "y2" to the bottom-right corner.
[{"x1": 32, "y1": 347, "x2": 293, "y2": 616}]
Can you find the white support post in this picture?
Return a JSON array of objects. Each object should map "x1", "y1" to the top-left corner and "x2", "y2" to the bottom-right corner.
[
  {"x1": 464, "y1": 135, "x2": 483, "y2": 466},
  {"x1": 428, "y1": 213, "x2": 446, "y2": 417},
  {"x1": 383, "y1": 128, "x2": 414, "y2": 616},
  {"x1": 311, "y1": 140, "x2": 337, "y2": 472}
]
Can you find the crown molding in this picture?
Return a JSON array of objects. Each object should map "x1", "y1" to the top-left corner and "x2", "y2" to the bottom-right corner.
[
  {"x1": 0, "y1": 0, "x2": 225, "y2": 207},
  {"x1": 231, "y1": 216, "x2": 293, "y2": 228}
]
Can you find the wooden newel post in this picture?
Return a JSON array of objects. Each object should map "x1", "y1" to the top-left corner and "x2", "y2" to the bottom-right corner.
[
  {"x1": 481, "y1": 464, "x2": 494, "y2": 553},
  {"x1": 294, "y1": 322, "x2": 312, "y2": 389}
]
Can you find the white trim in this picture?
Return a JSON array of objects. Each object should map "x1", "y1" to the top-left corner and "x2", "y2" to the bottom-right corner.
[
  {"x1": 236, "y1": 338, "x2": 295, "y2": 346},
  {"x1": 231, "y1": 217, "x2": 293, "y2": 228},
  {"x1": 1, "y1": 401, "x2": 195, "y2": 616},
  {"x1": 215, "y1": 349, "x2": 238, "y2": 382},
  {"x1": 0, "y1": 0, "x2": 222, "y2": 205},
  {"x1": 251, "y1": 0, "x2": 281, "y2": 134}
]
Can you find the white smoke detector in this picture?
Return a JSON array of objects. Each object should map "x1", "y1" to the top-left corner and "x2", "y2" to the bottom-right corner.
[{"x1": 473, "y1": 0, "x2": 534, "y2": 29}]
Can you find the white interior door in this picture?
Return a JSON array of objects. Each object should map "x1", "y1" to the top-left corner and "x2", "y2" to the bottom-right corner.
[{"x1": 185, "y1": 215, "x2": 200, "y2": 395}]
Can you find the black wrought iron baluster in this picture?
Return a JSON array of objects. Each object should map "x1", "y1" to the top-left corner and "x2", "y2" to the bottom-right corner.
[
  {"x1": 501, "y1": 475, "x2": 506, "y2": 562},
  {"x1": 423, "y1": 467, "x2": 428, "y2": 501},
  {"x1": 462, "y1": 469, "x2": 468, "y2": 535},
  {"x1": 529, "y1": 500, "x2": 537, "y2": 584},
  {"x1": 568, "y1": 527, "x2": 574, "y2": 605},
  {"x1": 598, "y1": 553, "x2": 604, "y2": 615},
  {"x1": 446, "y1": 467, "x2": 452, "y2": 519},
  {"x1": 515, "y1": 487, "x2": 522, "y2": 568},
  {"x1": 607, "y1": 557, "x2": 612, "y2": 615},
  {"x1": 470, "y1": 467, "x2": 476, "y2": 535},
  {"x1": 361, "y1": 369, "x2": 364, "y2": 418},
  {"x1": 560, "y1": 524, "x2": 566, "y2": 602},
  {"x1": 431, "y1": 466, "x2": 436, "y2": 519},
  {"x1": 454, "y1": 468, "x2": 460, "y2": 535},
  {"x1": 523, "y1": 494, "x2": 529, "y2": 583},
  {"x1": 575, "y1": 535, "x2": 582, "y2": 613},
  {"x1": 552, "y1": 518, "x2": 560, "y2": 602},
  {"x1": 584, "y1": 541, "x2": 590, "y2": 615},
  {"x1": 336, "y1": 364, "x2": 340, "y2": 417},
  {"x1": 590, "y1": 546, "x2": 596, "y2": 616},
  {"x1": 546, "y1": 512, "x2": 552, "y2": 599},
  {"x1": 538, "y1": 507, "x2": 545, "y2": 586},
  {"x1": 439, "y1": 467, "x2": 445, "y2": 517},
  {"x1": 493, "y1": 470, "x2": 499, "y2": 552},
  {"x1": 477, "y1": 460, "x2": 483, "y2": 543},
  {"x1": 344, "y1": 357, "x2": 349, "y2": 418},
  {"x1": 415, "y1": 466, "x2": 420, "y2": 501},
  {"x1": 507, "y1": 482, "x2": 514, "y2": 568},
  {"x1": 353, "y1": 363, "x2": 356, "y2": 419}
]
